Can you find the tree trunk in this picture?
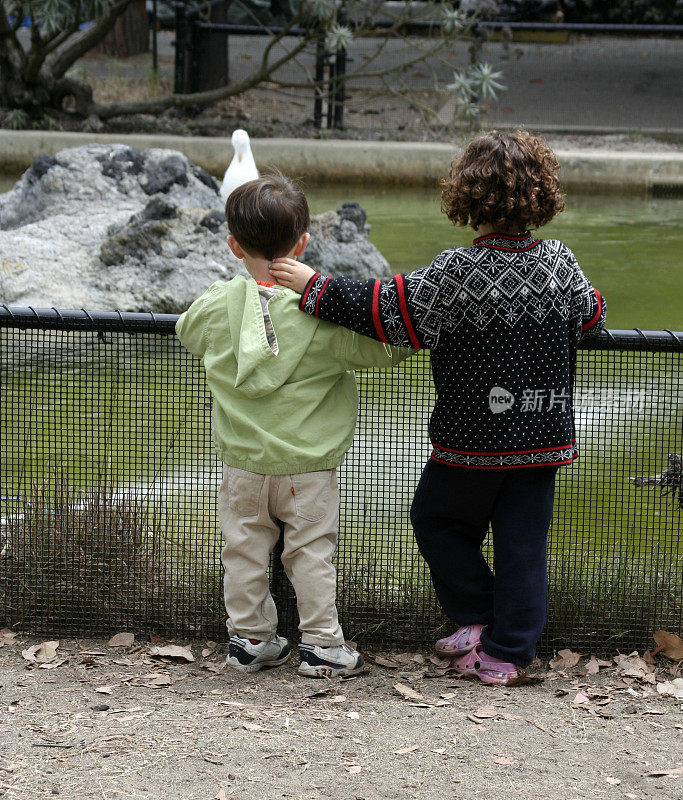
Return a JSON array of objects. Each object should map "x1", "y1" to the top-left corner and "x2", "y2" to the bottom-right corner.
[{"x1": 98, "y1": 0, "x2": 148, "y2": 57}]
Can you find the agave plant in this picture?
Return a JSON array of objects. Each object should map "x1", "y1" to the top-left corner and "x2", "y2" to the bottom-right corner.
[
  {"x1": 447, "y1": 62, "x2": 506, "y2": 129},
  {"x1": 326, "y1": 22, "x2": 354, "y2": 52}
]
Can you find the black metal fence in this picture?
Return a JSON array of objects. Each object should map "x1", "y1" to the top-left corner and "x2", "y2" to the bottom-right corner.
[
  {"x1": 172, "y1": 5, "x2": 683, "y2": 135},
  {"x1": 1, "y1": 307, "x2": 681, "y2": 656}
]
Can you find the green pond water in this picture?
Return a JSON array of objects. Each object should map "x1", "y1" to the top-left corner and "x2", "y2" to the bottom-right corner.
[
  {"x1": 1, "y1": 171, "x2": 681, "y2": 329},
  {"x1": 1, "y1": 176, "x2": 681, "y2": 559},
  {"x1": 307, "y1": 187, "x2": 683, "y2": 332}
]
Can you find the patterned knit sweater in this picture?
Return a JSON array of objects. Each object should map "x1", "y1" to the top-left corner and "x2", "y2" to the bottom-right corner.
[{"x1": 299, "y1": 232, "x2": 606, "y2": 469}]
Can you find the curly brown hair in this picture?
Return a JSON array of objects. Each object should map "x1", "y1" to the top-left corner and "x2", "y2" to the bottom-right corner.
[{"x1": 441, "y1": 130, "x2": 565, "y2": 233}]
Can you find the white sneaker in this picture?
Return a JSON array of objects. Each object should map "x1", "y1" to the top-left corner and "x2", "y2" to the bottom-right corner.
[
  {"x1": 298, "y1": 642, "x2": 364, "y2": 678},
  {"x1": 226, "y1": 634, "x2": 291, "y2": 673}
]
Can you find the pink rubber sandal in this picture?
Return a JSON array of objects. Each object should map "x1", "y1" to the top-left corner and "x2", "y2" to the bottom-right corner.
[
  {"x1": 449, "y1": 645, "x2": 519, "y2": 686},
  {"x1": 435, "y1": 623, "x2": 485, "y2": 657}
]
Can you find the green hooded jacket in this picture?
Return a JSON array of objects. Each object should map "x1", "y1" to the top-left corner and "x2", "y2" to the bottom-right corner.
[{"x1": 176, "y1": 277, "x2": 412, "y2": 474}]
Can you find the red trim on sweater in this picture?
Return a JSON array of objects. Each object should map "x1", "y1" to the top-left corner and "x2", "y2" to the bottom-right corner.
[
  {"x1": 582, "y1": 288, "x2": 603, "y2": 332},
  {"x1": 371, "y1": 280, "x2": 389, "y2": 343},
  {"x1": 394, "y1": 274, "x2": 421, "y2": 349},
  {"x1": 256, "y1": 280, "x2": 277, "y2": 288},
  {"x1": 315, "y1": 277, "x2": 331, "y2": 316},
  {"x1": 299, "y1": 272, "x2": 321, "y2": 312},
  {"x1": 430, "y1": 453, "x2": 577, "y2": 470},
  {"x1": 433, "y1": 441, "x2": 575, "y2": 456},
  {"x1": 473, "y1": 232, "x2": 532, "y2": 243}
]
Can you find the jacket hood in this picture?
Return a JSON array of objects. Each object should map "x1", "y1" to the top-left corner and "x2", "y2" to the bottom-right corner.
[{"x1": 226, "y1": 277, "x2": 319, "y2": 398}]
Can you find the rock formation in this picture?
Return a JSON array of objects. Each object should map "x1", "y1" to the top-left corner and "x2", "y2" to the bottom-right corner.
[{"x1": 0, "y1": 145, "x2": 390, "y2": 313}]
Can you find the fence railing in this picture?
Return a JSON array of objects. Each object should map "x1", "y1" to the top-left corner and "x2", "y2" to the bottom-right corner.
[
  {"x1": 171, "y1": 5, "x2": 683, "y2": 132},
  {"x1": 1, "y1": 306, "x2": 681, "y2": 655}
]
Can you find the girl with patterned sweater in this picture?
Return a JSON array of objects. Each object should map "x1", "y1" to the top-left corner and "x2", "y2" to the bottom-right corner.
[{"x1": 270, "y1": 131, "x2": 606, "y2": 684}]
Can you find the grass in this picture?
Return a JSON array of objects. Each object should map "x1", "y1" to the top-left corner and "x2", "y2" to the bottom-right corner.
[
  {"x1": 1, "y1": 337, "x2": 680, "y2": 651},
  {"x1": 0, "y1": 471, "x2": 223, "y2": 638}
]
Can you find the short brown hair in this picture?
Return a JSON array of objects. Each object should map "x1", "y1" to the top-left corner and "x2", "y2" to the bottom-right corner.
[
  {"x1": 225, "y1": 172, "x2": 310, "y2": 259},
  {"x1": 441, "y1": 130, "x2": 565, "y2": 232}
]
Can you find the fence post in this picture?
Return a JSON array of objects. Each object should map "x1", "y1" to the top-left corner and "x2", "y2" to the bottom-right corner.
[
  {"x1": 314, "y1": 32, "x2": 325, "y2": 129},
  {"x1": 152, "y1": 0, "x2": 159, "y2": 73},
  {"x1": 193, "y1": 0, "x2": 229, "y2": 93},
  {"x1": 173, "y1": 1, "x2": 187, "y2": 94},
  {"x1": 333, "y1": 41, "x2": 346, "y2": 129}
]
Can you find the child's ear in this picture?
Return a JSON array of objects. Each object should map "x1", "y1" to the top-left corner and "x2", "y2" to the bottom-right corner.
[
  {"x1": 227, "y1": 235, "x2": 245, "y2": 259},
  {"x1": 292, "y1": 232, "x2": 311, "y2": 258}
]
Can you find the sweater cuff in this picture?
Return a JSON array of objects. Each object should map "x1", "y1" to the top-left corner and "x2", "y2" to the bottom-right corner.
[{"x1": 299, "y1": 272, "x2": 331, "y2": 317}]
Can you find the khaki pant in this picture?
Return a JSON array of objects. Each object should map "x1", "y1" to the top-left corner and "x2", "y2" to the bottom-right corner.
[{"x1": 218, "y1": 465, "x2": 345, "y2": 647}]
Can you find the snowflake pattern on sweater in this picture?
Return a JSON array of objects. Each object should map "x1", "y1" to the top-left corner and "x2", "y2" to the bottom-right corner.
[{"x1": 299, "y1": 233, "x2": 605, "y2": 469}]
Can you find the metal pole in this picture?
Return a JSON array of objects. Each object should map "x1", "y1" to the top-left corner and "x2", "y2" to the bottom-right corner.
[
  {"x1": 173, "y1": 2, "x2": 186, "y2": 94},
  {"x1": 333, "y1": 42, "x2": 346, "y2": 129},
  {"x1": 152, "y1": 0, "x2": 158, "y2": 73},
  {"x1": 314, "y1": 32, "x2": 325, "y2": 130}
]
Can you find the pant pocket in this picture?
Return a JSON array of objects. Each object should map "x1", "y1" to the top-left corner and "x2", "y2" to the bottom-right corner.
[
  {"x1": 225, "y1": 466, "x2": 265, "y2": 517},
  {"x1": 291, "y1": 471, "x2": 333, "y2": 522}
]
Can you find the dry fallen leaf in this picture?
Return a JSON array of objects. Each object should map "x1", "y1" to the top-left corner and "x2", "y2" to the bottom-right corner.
[
  {"x1": 472, "y1": 705, "x2": 497, "y2": 719},
  {"x1": 549, "y1": 649, "x2": 583, "y2": 670},
  {"x1": 346, "y1": 711, "x2": 360, "y2": 720},
  {"x1": 492, "y1": 757, "x2": 513, "y2": 765},
  {"x1": 347, "y1": 765, "x2": 361, "y2": 774},
  {"x1": 393, "y1": 683, "x2": 424, "y2": 702},
  {"x1": 653, "y1": 630, "x2": 683, "y2": 661},
  {"x1": 646, "y1": 767, "x2": 683, "y2": 777},
  {"x1": 395, "y1": 745, "x2": 420, "y2": 755},
  {"x1": 202, "y1": 641, "x2": 218, "y2": 658},
  {"x1": 139, "y1": 672, "x2": 173, "y2": 687},
  {"x1": 507, "y1": 673, "x2": 544, "y2": 686},
  {"x1": 370, "y1": 655, "x2": 402, "y2": 669},
  {"x1": 22, "y1": 641, "x2": 59, "y2": 664},
  {"x1": 572, "y1": 691, "x2": 590, "y2": 706},
  {"x1": 605, "y1": 776, "x2": 621, "y2": 785},
  {"x1": 149, "y1": 644, "x2": 194, "y2": 663},
  {"x1": 614, "y1": 652, "x2": 656, "y2": 682},
  {"x1": 0, "y1": 629, "x2": 17, "y2": 647},
  {"x1": 215, "y1": 790, "x2": 229, "y2": 800},
  {"x1": 107, "y1": 633, "x2": 134, "y2": 648},
  {"x1": 94, "y1": 686, "x2": 113, "y2": 695},
  {"x1": 243, "y1": 722, "x2": 263, "y2": 732},
  {"x1": 656, "y1": 678, "x2": 683, "y2": 701},
  {"x1": 584, "y1": 656, "x2": 611, "y2": 675}
]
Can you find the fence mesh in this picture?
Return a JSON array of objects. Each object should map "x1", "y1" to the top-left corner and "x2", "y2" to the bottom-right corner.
[
  {"x1": 1, "y1": 314, "x2": 681, "y2": 656},
  {"x1": 221, "y1": 31, "x2": 683, "y2": 138}
]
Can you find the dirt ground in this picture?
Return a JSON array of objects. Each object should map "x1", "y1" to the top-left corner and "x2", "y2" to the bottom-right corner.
[{"x1": 1, "y1": 633, "x2": 681, "y2": 800}]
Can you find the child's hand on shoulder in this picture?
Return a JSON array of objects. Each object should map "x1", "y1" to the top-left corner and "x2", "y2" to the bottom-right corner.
[{"x1": 269, "y1": 258, "x2": 316, "y2": 294}]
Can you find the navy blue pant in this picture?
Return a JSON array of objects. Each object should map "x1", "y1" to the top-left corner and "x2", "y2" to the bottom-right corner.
[{"x1": 410, "y1": 459, "x2": 558, "y2": 667}]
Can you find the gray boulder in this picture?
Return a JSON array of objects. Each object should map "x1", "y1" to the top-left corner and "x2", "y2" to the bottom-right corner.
[{"x1": 0, "y1": 145, "x2": 390, "y2": 313}]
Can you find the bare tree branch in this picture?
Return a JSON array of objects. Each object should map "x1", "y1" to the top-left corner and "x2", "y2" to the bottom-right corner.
[
  {"x1": 91, "y1": 35, "x2": 311, "y2": 119},
  {"x1": 48, "y1": 0, "x2": 136, "y2": 77}
]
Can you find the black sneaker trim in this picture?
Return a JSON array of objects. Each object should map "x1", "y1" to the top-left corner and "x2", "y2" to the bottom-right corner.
[
  {"x1": 298, "y1": 648, "x2": 362, "y2": 670},
  {"x1": 229, "y1": 642, "x2": 257, "y2": 665}
]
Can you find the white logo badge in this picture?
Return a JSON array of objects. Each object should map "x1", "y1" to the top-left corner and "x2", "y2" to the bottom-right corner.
[{"x1": 489, "y1": 387, "x2": 515, "y2": 414}]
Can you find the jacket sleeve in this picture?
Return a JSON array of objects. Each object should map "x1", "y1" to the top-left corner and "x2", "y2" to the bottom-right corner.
[
  {"x1": 175, "y1": 293, "x2": 210, "y2": 359},
  {"x1": 569, "y1": 253, "x2": 606, "y2": 340},
  {"x1": 337, "y1": 330, "x2": 415, "y2": 371},
  {"x1": 298, "y1": 254, "x2": 450, "y2": 350}
]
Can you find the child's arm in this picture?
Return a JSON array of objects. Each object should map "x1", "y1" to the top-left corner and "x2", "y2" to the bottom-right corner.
[
  {"x1": 336, "y1": 330, "x2": 415, "y2": 371},
  {"x1": 270, "y1": 256, "x2": 448, "y2": 349},
  {"x1": 175, "y1": 289, "x2": 214, "y2": 358},
  {"x1": 569, "y1": 256, "x2": 606, "y2": 339}
]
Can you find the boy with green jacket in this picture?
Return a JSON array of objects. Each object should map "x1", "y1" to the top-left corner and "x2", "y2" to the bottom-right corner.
[{"x1": 176, "y1": 174, "x2": 411, "y2": 677}]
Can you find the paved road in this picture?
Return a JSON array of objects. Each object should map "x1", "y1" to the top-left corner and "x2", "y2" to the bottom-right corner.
[{"x1": 60, "y1": 29, "x2": 683, "y2": 132}]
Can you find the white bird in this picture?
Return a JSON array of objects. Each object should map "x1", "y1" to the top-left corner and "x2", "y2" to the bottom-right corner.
[{"x1": 220, "y1": 129, "x2": 259, "y2": 203}]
